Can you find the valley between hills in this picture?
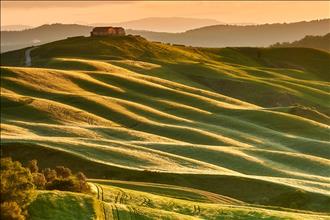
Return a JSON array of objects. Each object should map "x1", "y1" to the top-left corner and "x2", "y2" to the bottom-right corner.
[{"x1": 1, "y1": 35, "x2": 330, "y2": 219}]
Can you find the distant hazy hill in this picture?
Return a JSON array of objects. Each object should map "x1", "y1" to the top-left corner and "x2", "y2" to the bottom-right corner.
[
  {"x1": 272, "y1": 33, "x2": 330, "y2": 52},
  {"x1": 1, "y1": 24, "x2": 92, "y2": 52},
  {"x1": 95, "y1": 17, "x2": 222, "y2": 33},
  {"x1": 1, "y1": 24, "x2": 33, "y2": 31},
  {"x1": 1, "y1": 19, "x2": 329, "y2": 52},
  {"x1": 128, "y1": 19, "x2": 330, "y2": 47}
]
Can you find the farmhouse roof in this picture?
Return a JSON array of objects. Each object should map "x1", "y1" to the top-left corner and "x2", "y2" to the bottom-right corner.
[{"x1": 92, "y1": 27, "x2": 124, "y2": 32}]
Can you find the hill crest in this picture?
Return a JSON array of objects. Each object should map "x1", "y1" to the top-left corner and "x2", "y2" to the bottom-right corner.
[{"x1": 2, "y1": 19, "x2": 330, "y2": 52}]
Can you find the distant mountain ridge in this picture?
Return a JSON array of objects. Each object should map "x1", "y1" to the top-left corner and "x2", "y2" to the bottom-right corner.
[
  {"x1": 1, "y1": 24, "x2": 33, "y2": 31},
  {"x1": 128, "y1": 19, "x2": 330, "y2": 47},
  {"x1": 94, "y1": 17, "x2": 222, "y2": 33},
  {"x1": 1, "y1": 19, "x2": 329, "y2": 52},
  {"x1": 1, "y1": 24, "x2": 92, "y2": 52}
]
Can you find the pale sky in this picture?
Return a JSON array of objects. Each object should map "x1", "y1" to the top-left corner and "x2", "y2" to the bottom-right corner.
[{"x1": 1, "y1": 1, "x2": 330, "y2": 26}]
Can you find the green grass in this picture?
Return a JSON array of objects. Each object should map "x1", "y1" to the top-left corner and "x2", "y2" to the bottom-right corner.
[
  {"x1": 28, "y1": 191, "x2": 99, "y2": 220},
  {"x1": 26, "y1": 184, "x2": 330, "y2": 220},
  {"x1": 90, "y1": 179, "x2": 244, "y2": 204},
  {"x1": 1, "y1": 36, "x2": 330, "y2": 218},
  {"x1": 90, "y1": 182, "x2": 330, "y2": 220}
]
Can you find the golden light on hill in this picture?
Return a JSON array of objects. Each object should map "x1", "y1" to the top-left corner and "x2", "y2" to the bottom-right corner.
[{"x1": 1, "y1": 1, "x2": 329, "y2": 27}]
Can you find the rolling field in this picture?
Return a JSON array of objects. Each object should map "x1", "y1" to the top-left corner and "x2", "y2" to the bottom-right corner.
[
  {"x1": 1, "y1": 35, "x2": 330, "y2": 219},
  {"x1": 27, "y1": 182, "x2": 330, "y2": 220}
]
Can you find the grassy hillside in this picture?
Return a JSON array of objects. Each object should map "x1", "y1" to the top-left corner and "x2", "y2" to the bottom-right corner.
[
  {"x1": 93, "y1": 181, "x2": 330, "y2": 220},
  {"x1": 26, "y1": 182, "x2": 330, "y2": 220},
  {"x1": 272, "y1": 33, "x2": 330, "y2": 52},
  {"x1": 1, "y1": 36, "x2": 330, "y2": 218},
  {"x1": 28, "y1": 191, "x2": 99, "y2": 220}
]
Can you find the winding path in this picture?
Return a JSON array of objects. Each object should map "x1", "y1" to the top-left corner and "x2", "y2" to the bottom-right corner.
[{"x1": 25, "y1": 47, "x2": 36, "y2": 66}]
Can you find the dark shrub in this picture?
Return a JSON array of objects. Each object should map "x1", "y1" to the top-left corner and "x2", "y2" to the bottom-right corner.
[
  {"x1": 27, "y1": 160, "x2": 38, "y2": 173},
  {"x1": 32, "y1": 173, "x2": 46, "y2": 189},
  {"x1": 1, "y1": 201, "x2": 25, "y2": 220},
  {"x1": 76, "y1": 172, "x2": 86, "y2": 181},
  {"x1": 1, "y1": 158, "x2": 35, "y2": 220},
  {"x1": 76, "y1": 172, "x2": 90, "y2": 193},
  {"x1": 42, "y1": 168, "x2": 57, "y2": 182},
  {"x1": 0, "y1": 158, "x2": 34, "y2": 206},
  {"x1": 55, "y1": 166, "x2": 72, "y2": 179},
  {"x1": 46, "y1": 178, "x2": 76, "y2": 192}
]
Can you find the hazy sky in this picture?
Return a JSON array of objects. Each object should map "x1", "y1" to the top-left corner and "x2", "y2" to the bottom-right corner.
[{"x1": 1, "y1": 1, "x2": 329, "y2": 26}]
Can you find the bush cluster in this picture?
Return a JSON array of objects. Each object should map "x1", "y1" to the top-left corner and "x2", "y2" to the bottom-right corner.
[
  {"x1": 1, "y1": 158, "x2": 34, "y2": 220},
  {"x1": 1, "y1": 158, "x2": 91, "y2": 220},
  {"x1": 27, "y1": 160, "x2": 90, "y2": 193}
]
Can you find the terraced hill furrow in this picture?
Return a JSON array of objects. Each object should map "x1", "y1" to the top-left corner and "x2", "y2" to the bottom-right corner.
[{"x1": 1, "y1": 36, "x2": 330, "y2": 215}]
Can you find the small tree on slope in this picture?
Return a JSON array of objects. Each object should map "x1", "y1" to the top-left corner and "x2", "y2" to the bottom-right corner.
[{"x1": 1, "y1": 158, "x2": 35, "y2": 220}]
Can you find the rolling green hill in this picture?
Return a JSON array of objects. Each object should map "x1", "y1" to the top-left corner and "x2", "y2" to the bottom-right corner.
[
  {"x1": 27, "y1": 182, "x2": 330, "y2": 220},
  {"x1": 1, "y1": 35, "x2": 330, "y2": 219}
]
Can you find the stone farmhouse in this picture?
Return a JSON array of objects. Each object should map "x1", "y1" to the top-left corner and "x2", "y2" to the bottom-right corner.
[{"x1": 91, "y1": 27, "x2": 126, "y2": 37}]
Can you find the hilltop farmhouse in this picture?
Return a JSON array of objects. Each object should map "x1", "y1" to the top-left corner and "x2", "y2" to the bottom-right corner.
[{"x1": 91, "y1": 27, "x2": 126, "y2": 37}]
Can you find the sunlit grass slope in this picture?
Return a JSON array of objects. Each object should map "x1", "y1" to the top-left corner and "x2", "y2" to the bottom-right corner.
[
  {"x1": 91, "y1": 181, "x2": 329, "y2": 220},
  {"x1": 27, "y1": 182, "x2": 330, "y2": 220},
  {"x1": 28, "y1": 191, "x2": 99, "y2": 220},
  {"x1": 1, "y1": 36, "x2": 330, "y2": 215}
]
